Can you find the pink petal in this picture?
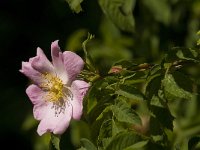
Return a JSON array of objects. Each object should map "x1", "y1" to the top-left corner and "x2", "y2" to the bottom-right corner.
[
  {"x1": 62, "y1": 51, "x2": 84, "y2": 84},
  {"x1": 37, "y1": 103, "x2": 72, "y2": 136},
  {"x1": 51, "y1": 40, "x2": 68, "y2": 83},
  {"x1": 20, "y1": 61, "x2": 42, "y2": 85},
  {"x1": 33, "y1": 103, "x2": 48, "y2": 121},
  {"x1": 70, "y1": 80, "x2": 90, "y2": 120},
  {"x1": 31, "y1": 47, "x2": 54, "y2": 74},
  {"x1": 26, "y1": 84, "x2": 44, "y2": 105},
  {"x1": 26, "y1": 84, "x2": 48, "y2": 120}
]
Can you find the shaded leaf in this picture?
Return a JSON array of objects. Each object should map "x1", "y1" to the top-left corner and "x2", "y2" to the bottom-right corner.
[
  {"x1": 124, "y1": 140, "x2": 148, "y2": 150},
  {"x1": 112, "y1": 100, "x2": 141, "y2": 125},
  {"x1": 113, "y1": 60, "x2": 137, "y2": 69},
  {"x1": 50, "y1": 134, "x2": 60, "y2": 150},
  {"x1": 87, "y1": 93, "x2": 114, "y2": 123},
  {"x1": 150, "y1": 106, "x2": 174, "y2": 130},
  {"x1": 84, "y1": 78, "x2": 113, "y2": 119},
  {"x1": 96, "y1": 105, "x2": 112, "y2": 121},
  {"x1": 98, "y1": 119, "x2": 123, "y2": 141},
  {"x1": 98, "y1": 0, "x2": 135, "y2": 32},
  {"x1": 116, "y1": 85, "x2": 144, "y2": 101},
  {"x1": 79, "y1": 138, "x2": 97, "y2": 150},
  {"x1": 162, "y1": 74, "x2": 194, "y2": 101},
  {"x1": 142, "y1": 0, "x2": 171, "y2": 25},
  {"x1": 165, "y1": 47, "x2": 199, "y2": 63},
  {"x1": 98, "y1": 119, "x2": 113, "y2": 139},
  {"x1": 66, "y1": 29, "x2": 88, "y2": 51},
  {"x1": 98, "y1": 119, "x2": 123, "y2": 148},
  {"x1": 145, "y1": 75, "x2": 162, "y2": 100},
  {"x1": 105, "y1": 131, "x2": 143, "y2": 150},
  {"x1": 188, "y1": 136, "x2": 200, "y2": 150},
  {"x1": 70, "y1": 120, "x2": 90, "y2": 147},
  {"x1": 82, "y1": 33, "x2": 96, "y2": 73}
]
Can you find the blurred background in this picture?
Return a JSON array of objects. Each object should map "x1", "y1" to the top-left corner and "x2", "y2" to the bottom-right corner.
[{"x1": 0, "y1": 0, "x2": 199, "y2": 149}]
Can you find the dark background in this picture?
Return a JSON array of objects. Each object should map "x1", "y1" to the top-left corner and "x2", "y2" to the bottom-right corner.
[{"x1": 0, "y1": 0, "x2": 199, "y2": 149}]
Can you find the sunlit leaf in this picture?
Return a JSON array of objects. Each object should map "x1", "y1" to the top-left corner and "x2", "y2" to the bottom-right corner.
[{"x1": 65, "y1": 0, "x2": 84, "y2": 13}]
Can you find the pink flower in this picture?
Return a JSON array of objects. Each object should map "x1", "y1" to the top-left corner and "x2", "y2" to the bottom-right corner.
[{"x1": 20, "y1": 40, "x2": 89, "y2": 136}]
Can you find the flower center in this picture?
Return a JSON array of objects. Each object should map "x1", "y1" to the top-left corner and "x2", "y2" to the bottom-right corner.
[
  {"x1": 40, "y1": 73, "x2": 73, "y2": 116},
  {"x1": 41, "y1": 73, "x2": 64, "y2": 102}
]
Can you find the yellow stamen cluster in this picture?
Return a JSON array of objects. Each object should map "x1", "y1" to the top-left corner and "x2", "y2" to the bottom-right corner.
[{"x1": 41, "y1": 73, "x2": 64, "y2": 103}]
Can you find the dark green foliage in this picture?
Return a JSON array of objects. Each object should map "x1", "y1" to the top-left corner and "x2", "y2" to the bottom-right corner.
[
  {"x1": 98, "y1": 0, "x2": 135, "y2": 32},
  {"x1": 78, "y1": 139, "x2": 97, "y2": 150},
  {"x1": 73, "y1": 41, "x2": 200, "y2": 150}
]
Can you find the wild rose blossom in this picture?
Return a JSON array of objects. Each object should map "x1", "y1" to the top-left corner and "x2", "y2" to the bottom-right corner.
[{"x1": 20, "y1": 40, "x2": 89, "y2": 136}]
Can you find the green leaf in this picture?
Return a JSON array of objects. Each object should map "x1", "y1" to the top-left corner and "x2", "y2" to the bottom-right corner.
[
  {"x1": 162, "y1": 74, "x2": 194, "y2": 101},
  {"x1": 164, "y1": 47, "x2": 199, "y2": 63},
  {"x1": 124, "y1": 140, "x2": 148, "y2": 150},
  {"x1": 142, "y1": 0, "x2": 171, "y2": 25},
  {"x1": 21, "y1": 113, "x2": 37, "y2": 131},
  {"x1": 96, "y1": 105, "x2": 112, "y2": 121},
  {"x1": 98, "y1": 119, "x2": 122, "y2": 148},
  {"x1": 49, "y1": 134, "x2": 60, "y2": 150},
  {"x1": 197, "y1": 39, "x2": 200, "y2": 46},
  {"x1": 172, "y1": 71, "x2": 193, "y2": 93},
  {"x1": 113, "y1": 60, "x2": 137, "y2": 69},
  {"x1": 115, "y1": 85, "x2": 144, "y2": 101},
  {"x1": 66, "y1": 29, "x2": 88, "y2": 51},
  {"x1": 79, "y1": 138, "x2": 97, "y2": 150},
  {"x1": 176, "y1": 48, "x2": 198, "y2": 61},
  {"x1": 98, "y1": 119, "x2": 113, "y2": 139},
  {"x1": 149, "y1": 116, "x2": 163, "y2": 135},
  {"x1": 82, "y1": 33, "x2": 96, "y2": 73},
  {"x1": 112, "y1": 100, "x2": 141, "y2": 125},
  {"x1": 145, "y1": 75, "x2": 162, "y2": 100},
  {"x1": 84, "y1": 78, "x2": 111, "y2": 118},
  {"x1": 150, "y1": 95, "x2": 165, "y2": 108},
  {"x1": 70, "y1": 120, "x2": 90, "y2": 147},
  {"x1": 188, "y1": 136, "x2": 200, "y2": 150},
  {"x1": 197, "y1": 30, "x2": 200, "y2": 45},
  {"x1": 150, "y1": 106, "x2": 174, "y2": 130},
  {"x1": 98, "y1": 0, "x2": 135, "y2": 32},
  {"x1": 86, "y1": 92, "x2": 113, "y2": 123},
  {"x1": 105, "y1": 131, "x2": 143, "y2": 150},
  {"x1": 120, "y1": 71, "x2": 147, "y2": 85},
  {"x1": 98, "y1": 119, "x2": 123, "y2": 141},
  {"x1": 65, "y1": 0, "x2": 84, "y2": 13}
]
